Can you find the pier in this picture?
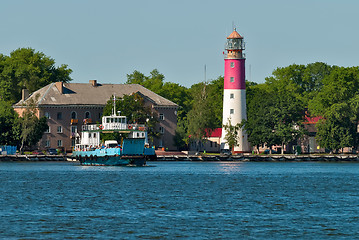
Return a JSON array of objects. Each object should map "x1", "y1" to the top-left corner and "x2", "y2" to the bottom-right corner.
[
  {"x1": 0, "y1": 155, "x2": 66, "y2": 162},
  {"x1": 1, "y1": 153, "x2": 359, "y2": 162},
  {"x1": 153, "y1": 154, "x2": 359, "y2": 162}
]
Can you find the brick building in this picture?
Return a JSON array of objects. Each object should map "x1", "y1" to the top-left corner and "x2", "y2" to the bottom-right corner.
[{"x1": 13, "y1": 80, "x2": 178, "y2": 152}]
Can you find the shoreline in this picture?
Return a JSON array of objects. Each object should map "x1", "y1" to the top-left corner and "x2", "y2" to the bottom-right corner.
[
  {"x1": 153, "y1": 154, "x2": 359, "y2": 162},
  {"x1": 1, "y1": 154, "x2": 359, "y2": 162}
]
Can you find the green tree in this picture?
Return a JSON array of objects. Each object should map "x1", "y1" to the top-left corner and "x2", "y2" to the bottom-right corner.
[
  {"x1": 223, "y1": 118, "x2": 241, "y2": 152},
  {"x1": 173, "y1": 120, "x2": 189, "y2": 150},
  {"x1": 244, "y1": 84, "x2": 275, "y2": 151},
  {"x1": 270, "y1": 62, "x2": 332, "y2": 105},
  {"x1": 309, "y1": 67, "x2": 359, "y2": 152},
  {"x1": 0, "y1": 99, "x2": 18, "y2": 145},
  {"x1": 315, "y1": 103, "x2": 356, "y2": 153},
  {"x1": 244, "y1": 67, "x2": 305, "y2": 153},
  {"x1": 187, "y1": 82, "x2": 217, "y2": 151},
  {"x1": 17, "y1": 95, "x2": 48, "y2": 152},
  {"x1": 126, "y1": 69, "x2": 164, "y2": 93},
  {"x1": 206, "y1": 76, "x2": 224, "y2": 128},
  {"x1": 0, "y1": 48, "x2": 72, "y2": 103}
]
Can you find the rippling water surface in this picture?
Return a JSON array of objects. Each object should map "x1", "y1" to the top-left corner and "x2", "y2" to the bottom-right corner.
[{"x1": 1, "y1": 161, "x2": 359, "y2": 239}]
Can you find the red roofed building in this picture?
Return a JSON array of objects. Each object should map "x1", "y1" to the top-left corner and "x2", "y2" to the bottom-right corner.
[
  {"x1": 300, "y1": 114, "x2": 325, "y2": 153},
  {"x1": 189, "y1": 128, "x2": 222, "y2": 153}
]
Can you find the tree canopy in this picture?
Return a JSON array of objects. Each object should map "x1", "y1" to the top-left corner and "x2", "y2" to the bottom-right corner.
[
  {"x1": 308, "y1": 66, "x2": 359, "y2": 152},
  {"x1": 0, "y1": 48, "x2": 72, "y2": 103},
  {"x1": 0, "y1": 99, "x2": 18, "y2": 146}
]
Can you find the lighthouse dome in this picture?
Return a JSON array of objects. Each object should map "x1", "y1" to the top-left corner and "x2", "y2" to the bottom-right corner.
[{"x1": 227, "y1": 28, "x2": 243, "y2": 39}]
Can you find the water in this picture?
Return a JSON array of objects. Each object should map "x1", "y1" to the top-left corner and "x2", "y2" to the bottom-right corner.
[{"x1": 1, "y1": 161, "x2": 359, "y2": 239}]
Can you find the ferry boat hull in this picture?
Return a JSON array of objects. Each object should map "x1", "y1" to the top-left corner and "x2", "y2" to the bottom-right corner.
[
  {"x1": 73, "y1": 138, "x2": 148, "y2": 166},
  {"x1": 76, "y1": 155, "x2": 146, "y2": 166}
]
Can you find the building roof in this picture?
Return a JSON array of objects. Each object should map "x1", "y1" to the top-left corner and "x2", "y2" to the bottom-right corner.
[
  {"x1": 304, "y1": 115, "x2": 323, "y2": 124},
  {"x1": 14, "y1": 82, "x2": 178, "y2": 108},
  {"x1": 204, "y1": 128, "x2": 222, "y2": 138},
  {"x1": 227, "y1": 28, "x2": 243, "y2": 39}
]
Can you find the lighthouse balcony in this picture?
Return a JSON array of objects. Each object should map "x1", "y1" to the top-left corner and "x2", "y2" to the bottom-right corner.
[{"x1": 224, "y1": 52, "x2": 245, "y2": 59}]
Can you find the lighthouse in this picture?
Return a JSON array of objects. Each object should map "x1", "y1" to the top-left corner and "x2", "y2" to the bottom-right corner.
[{"x1": 220, "y1": 28, "x2": 250, "y2": 153}]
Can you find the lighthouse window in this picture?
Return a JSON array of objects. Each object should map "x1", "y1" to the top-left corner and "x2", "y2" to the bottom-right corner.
[
  {"x1": 230, "y1": 77, "x2": 234, "y2": 82},
  {"x1": 231, "y1": 62, "x2": 235, "y2": 68},
  {"x1": 230, "y1": 93, "x2": 234, "y2": 99},
  {"x1": 230, "y1": 109, "x2": 234, "y2": 114}
]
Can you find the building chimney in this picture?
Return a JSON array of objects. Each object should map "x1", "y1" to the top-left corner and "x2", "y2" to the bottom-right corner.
[
  {"x1": 89, "y1": 80, "x2": 97, "y2": 87},
  {"x1": 22, "y1": 89, "x2": 29, "y2": 101},
  {"x1": 55, "y1": 82, "x2": 63, "y2": 94}
]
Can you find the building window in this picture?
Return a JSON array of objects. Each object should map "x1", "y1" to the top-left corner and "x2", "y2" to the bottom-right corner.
[
  {"x1": 57, "y1": 140, "x2": 62, "y2": 147},
  {"x1": 45, "y1": 140, "x2": 50, "y2": 147},
  {"x1": 159, "y1": 126, "x2": 164, "y2": 134},
  {"x1": 45, "y1": 126, "x2": 50, "y2": 133},
  {"x1": 159, "y1": 114, "x2": 164, "y2": 120},
  {"x1": 45, "y1": 112, "x2": 51, "y2": 119},
  {"x1": 71, "y1": 139, "x2": 75, "y2": 147},
  {"x1": 230, "y1": 109, "x2": 234, "y2": 114},
  {"x1": 57, "y1": 112, "x2": 62, "y2": 120},
  {"x1": 230, "y1": 93, "x2": 234, "y2": 99},
  {"x1": 71, "y1": 126, "x2": 77, "y2": 133},
  {"x1": 230, "y1": 62, "x2": 235, "y2": 68},
  {"x1": 71, "y1": 111, "x2": 77, "y2": 119},
  {"x1": 57, "y1": 126, "x2": 63, "y2": 133},
  {"x1": 230, "y1": 77, "x2": 234, "y2": 82},
  {"x1": 85, "y1": 111, "x2": 91, "y2": 119}
]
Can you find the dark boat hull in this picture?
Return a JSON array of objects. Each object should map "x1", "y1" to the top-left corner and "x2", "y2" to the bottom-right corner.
[{"x1": 77, "y1": 155, "x2": 146, "y2": 166}]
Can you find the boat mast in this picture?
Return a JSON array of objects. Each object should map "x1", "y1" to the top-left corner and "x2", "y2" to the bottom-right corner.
[{"x1": 112, "y1": 94, "x2": 116, "y2": 116}]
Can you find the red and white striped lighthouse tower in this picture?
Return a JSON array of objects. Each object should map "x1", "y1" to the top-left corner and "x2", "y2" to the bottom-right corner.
[{"x1": 220, "y1": 28, "x2": 250, "y2": 153}]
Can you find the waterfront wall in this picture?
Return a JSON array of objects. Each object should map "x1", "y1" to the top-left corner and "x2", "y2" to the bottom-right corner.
[
  {"x1": 2, "y1": 154, "x2": 359, "y2": 162},
  {"x1": 153, "y1": 154, "x2": 359, "y2": 162},
  {"x1": 0, "y1": 155, "x2": 66, "y2": 161}
]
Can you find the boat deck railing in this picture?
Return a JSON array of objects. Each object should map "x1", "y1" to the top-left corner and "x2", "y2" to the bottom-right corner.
[{"x1": 82, "y1": 123, "x2": 147, "y2": 131}]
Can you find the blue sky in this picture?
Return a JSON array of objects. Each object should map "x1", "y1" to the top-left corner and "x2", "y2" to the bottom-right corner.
[{"x1": 1, "y1": 0, "x2": 358, "y2": 87}]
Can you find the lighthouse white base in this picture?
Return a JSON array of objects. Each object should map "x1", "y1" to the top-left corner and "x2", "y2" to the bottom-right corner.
[{"x1": 220, "y1": 89, "x2": 251, "y2": 153}]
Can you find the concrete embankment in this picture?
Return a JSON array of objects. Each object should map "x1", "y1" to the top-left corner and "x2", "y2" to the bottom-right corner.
[
  {"x1": 0, "y1": 155, "x2": 67, "y2": 161},
  {"x1": 153, "y1": 154, "x2": 359, "y2": 162},
  {"x1": 2, "y1": 154, "x2": 359, "y2": 162}
]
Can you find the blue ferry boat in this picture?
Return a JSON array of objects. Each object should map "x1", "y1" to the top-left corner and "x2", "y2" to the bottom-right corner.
[{"x1": 72, "y1": 103, "x2": 156, "y2": 166}]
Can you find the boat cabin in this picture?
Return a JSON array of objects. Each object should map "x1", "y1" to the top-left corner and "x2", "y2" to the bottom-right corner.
[{"x1": 102, "y1": 115, "x2": 127, "y2": 130}]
